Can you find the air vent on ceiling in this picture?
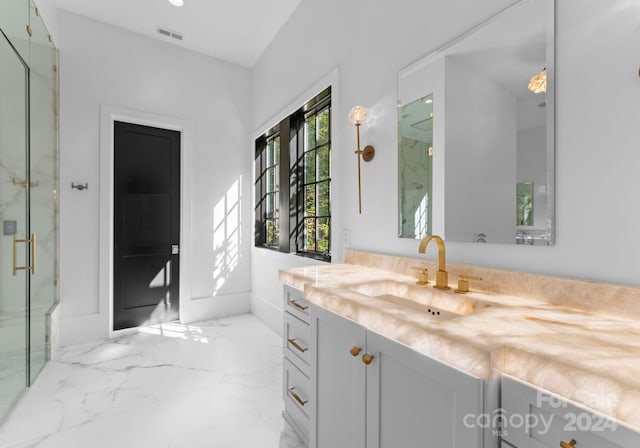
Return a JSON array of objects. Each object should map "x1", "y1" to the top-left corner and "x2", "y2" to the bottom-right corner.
[{"x1": 157, "y1": 27, "x2": 184, "y2": 41}]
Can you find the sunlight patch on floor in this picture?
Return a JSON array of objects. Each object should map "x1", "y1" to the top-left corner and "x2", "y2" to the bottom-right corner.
[{"x1": 139, "y1": 322, "x2": 209, "y2": 343}]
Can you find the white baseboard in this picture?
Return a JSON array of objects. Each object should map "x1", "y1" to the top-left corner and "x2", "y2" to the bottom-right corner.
[
  {"x1": 180, "y1": 292, "x2": 251, "y2": 324},
  {"x1": 250, "y1": 293, "x2": 283, "y2": 337},
  {"x1": 59, "y1": 312, "x2": 109, "y2": 347},
  {"x1": 59, "y1": 292, "x2": 251, "y2": 348},
  {"x1": 47, "y1": 303, "x2": 62, "y2": 360}
]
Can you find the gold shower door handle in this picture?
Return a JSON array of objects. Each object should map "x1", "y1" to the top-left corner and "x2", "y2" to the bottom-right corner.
[{"x1": 12, "y1": 233, "x2": 36, "y2": 276}]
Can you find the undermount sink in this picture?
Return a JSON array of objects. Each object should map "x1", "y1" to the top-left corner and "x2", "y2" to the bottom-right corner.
[{"x1": 348, "y1": 279, "x2": 490, "y2": 319}]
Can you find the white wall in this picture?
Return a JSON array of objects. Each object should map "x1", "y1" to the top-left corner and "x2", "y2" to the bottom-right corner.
[
  {"x1": 251, "y1": 0, "x2": 640, "y2": 312},
  {"x1": 58, "y1": 11, "x2": 252, "y2": 345}
]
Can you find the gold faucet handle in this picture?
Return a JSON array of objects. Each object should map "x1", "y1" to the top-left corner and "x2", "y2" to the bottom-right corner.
[
  {"x1": 455, "y1": 274, "x2": 483, "y2": 294},
  {"x1": 410, "y1": 266, "x2": 429, "y2": 285}
]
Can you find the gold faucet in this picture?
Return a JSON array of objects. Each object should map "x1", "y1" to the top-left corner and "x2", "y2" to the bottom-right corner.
[{"x1": 418, "y1": 235, "x2": 450, "y2": 290}]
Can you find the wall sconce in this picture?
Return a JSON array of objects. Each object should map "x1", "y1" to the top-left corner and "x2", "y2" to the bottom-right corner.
[
  {"x1": 349, "y1": 105, "x2": 375, "y2": 214},
  {"x1": 528, "y1": 67, "x2": 547, "y2": 94}
]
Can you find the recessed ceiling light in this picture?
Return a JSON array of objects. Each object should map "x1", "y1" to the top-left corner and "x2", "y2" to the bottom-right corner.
[{"x1": 168, "y1": 0, "x2": 184, "y2": 6}]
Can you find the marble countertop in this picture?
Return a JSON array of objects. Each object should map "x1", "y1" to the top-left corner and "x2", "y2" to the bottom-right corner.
[{"x1": 279, "y1": 262, "x2": 640, "y2": 432}]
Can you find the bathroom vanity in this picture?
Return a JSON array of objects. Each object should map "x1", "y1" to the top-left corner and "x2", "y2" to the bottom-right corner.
[{"x1": 280, "y1": 250, "x2": 640, "y2": 448}]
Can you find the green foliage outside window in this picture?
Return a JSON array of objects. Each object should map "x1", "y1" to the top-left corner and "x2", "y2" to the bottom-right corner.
[{"x1": 303, "y1": 105, "x2": 330, "y2": 255}]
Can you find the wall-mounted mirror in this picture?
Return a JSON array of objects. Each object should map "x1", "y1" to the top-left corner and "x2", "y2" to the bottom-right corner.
[{"x1": 398, "y1": 0, "x2": 554, "y2": 245}]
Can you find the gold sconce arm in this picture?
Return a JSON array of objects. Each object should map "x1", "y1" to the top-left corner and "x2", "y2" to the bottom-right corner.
[{"x1": 350, "y1": 106, "x2": 376, "y2": 214}]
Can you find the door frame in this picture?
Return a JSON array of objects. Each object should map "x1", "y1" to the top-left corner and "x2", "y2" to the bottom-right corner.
[{"x1": 99, "y1": 104, "x2": 193, "y2": 338}]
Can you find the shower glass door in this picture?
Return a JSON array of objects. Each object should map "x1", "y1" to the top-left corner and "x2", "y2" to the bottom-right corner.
[
  {"x1": 0, "y1": 30, "x2": 29, "y2": 422},
  {"x1": 28, "y1": 2, "x2": 58, "y2": 383}
]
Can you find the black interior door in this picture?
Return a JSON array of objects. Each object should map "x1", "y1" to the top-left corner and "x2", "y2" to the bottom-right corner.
[{"x1": 114, "y1": 121, "x2": 180, "y2": 330}]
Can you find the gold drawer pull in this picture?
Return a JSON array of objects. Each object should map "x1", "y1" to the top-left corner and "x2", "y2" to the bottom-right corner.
[
  {"x1": 560, "y1": 439, "x2": 577, "y2": 448},
  {"x1": 12, "y1": 233, "x2": 36, "y2": 276},
  {"x1": 287, "y1": 338, "x2": 308, "y2": 353},
  {"x1": 288, "y1": 299, "x2": 308, "y2": 311},
  {"x1": 350, "y1": 345, "x2": 361, "y2": 357},
  {"x1": 288, "y1": 387, "x2": 308, "y2": 407},
  {"x1": 362, "y1": 353, "x2": 374, "y2": 366}
]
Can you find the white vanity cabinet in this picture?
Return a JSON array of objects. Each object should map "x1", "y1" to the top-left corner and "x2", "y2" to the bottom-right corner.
[
  {"x1": 282, "y1": 286, "x2": 313, "y2": 444},
  {"x1": 501, "y1": 376, "x2": 640, "y2": 448},
  {"x1": 310, "y1": 304, "x2": 485, "y2": 448}
]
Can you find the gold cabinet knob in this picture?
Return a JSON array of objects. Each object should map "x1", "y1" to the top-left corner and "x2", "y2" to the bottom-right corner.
[
  {"x1": 350, "y1": 345, "x2": 361, "y2": 357},
  {"x1": 560, "y1": 439, "x2": 577, "y2": 448},
  {"x1": 362, "y1": 353, "x2": 374, "y2": 366}
]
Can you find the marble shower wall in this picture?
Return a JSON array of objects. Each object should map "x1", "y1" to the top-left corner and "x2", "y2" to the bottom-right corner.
[
  {"x1": 0, "y1": 34, "x2": 29, "y2": 320},
  {"x1": 29, "y1": 39, "x2": 58, "y2": 319}
]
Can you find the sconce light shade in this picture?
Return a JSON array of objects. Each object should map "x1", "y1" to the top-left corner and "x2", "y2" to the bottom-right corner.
[
  {"x1": 349, "y1": 105, "x2": 368, "y2": 125},
  {"x1": 528, "y1": 68, "x2": 547, "y2": 94}
]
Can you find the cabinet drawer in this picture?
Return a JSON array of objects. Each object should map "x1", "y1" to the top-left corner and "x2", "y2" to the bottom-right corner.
[
  {"x1": 284, "y1": 312, "x2": 311, "y2": 372},
  {"x1": 284, "y1": 286, "x2": 310, "y2": 323},
  {"x1": 284, "y1": 357, "x2": 311, "y2": 439},
  {"x1": 501, "y1": 376, "x2": 640, "y2": 448}
]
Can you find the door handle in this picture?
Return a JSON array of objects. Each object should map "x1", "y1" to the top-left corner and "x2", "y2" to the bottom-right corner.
[{"x1": 13, "y1": 233, "x2": 36, "y2": 276}]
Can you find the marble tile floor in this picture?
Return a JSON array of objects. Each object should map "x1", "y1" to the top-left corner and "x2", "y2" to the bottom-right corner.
[{"x1": 0, "y1": 314, "x2": 306, "y2": 448}]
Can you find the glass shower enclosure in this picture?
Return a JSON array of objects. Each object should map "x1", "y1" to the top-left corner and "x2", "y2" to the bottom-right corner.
[{"x1": 0, "y1": 0, "x2": 59, "y2": 423}]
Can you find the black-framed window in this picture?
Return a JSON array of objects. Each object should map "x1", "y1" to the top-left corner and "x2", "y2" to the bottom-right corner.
[
  {"x1": 254, "y1": 132, "x2": 280, "y2": 248},
  {"x1": 255, "y1": 87, "x2": 331, "y2": 261}
]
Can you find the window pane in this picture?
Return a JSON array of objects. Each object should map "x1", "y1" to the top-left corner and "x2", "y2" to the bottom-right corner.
[
  {"x1": 305, "y1": 116, "x2": 316, "y2": 150},
  {"x1": 318, "y1": 181, "x2": 330, "y2": 217},
  {"x1": 317, "y1": 145, "x2": 330, "y2": 180},
  {"x1": 305, "y1": 184, "x2": 316, "y2": 216},
  {"x1": 304, "y1": 218, "x2": 316, "y2": 251},
  {"x1": 305, "y1": 150, "x2": 316, "y2": 183},
  {"x1": 266, "y1": 140, "x2": 274, "y2": 166},
  {"x1": 275, "y1": 165, "x2": 280, "y2": 191},
  {"x1": 267, "y1": 167, "x2": 275, "y2": 192},
  {"x1": 267, "y1": 220, "x2": 279, "y2": 246},
  {"x1": 317, "y1": 107, "x2": 330, "y2": 145},
  {"x1": 260, "y1": 175, "x2": 267, "y2": 201},
  {"x1": 317, "y1": 217, "x2": 330, "y2": 253},
  {"x1": 274, "y1": 137, "x2": 280, "y2": 164},
  {"x1": 266, "y1": 193, "x2": 275, "y2": 218}
]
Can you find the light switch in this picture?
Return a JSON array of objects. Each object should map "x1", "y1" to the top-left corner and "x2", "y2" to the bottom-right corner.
[{"x1": 3, "y1": 220, "x2": 17, "y2": 235}]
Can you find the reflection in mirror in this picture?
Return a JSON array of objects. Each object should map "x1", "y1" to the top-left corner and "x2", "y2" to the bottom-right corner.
[
  {"x1": 397, "y1": 0, "x2": 554, "y2": 246},
  {"x1": 398, "y1": 95, "x2": 433, "y2": 239}
]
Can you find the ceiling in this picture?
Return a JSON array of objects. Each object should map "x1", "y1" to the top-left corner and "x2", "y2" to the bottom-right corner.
[{"x1": 56, "y1": 0, "x2": 303, "y2": 67}]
